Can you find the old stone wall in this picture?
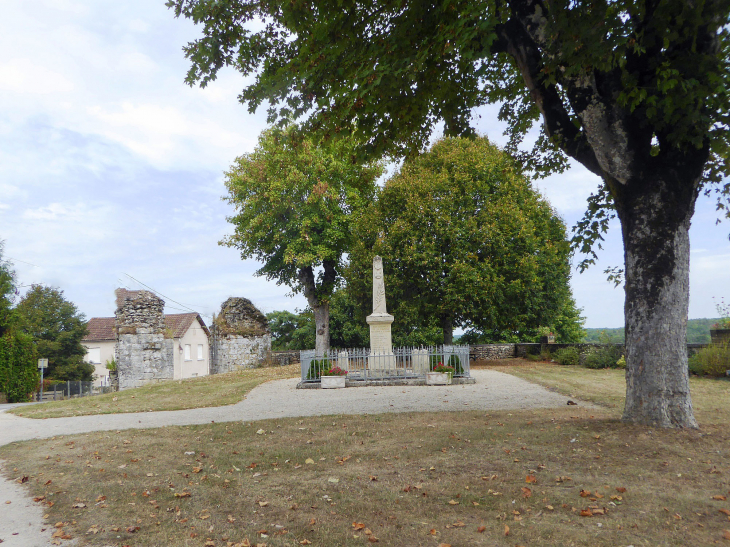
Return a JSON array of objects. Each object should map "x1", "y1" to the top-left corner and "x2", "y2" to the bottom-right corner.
[
  {"x1": 470, "y1": 344, "x2": 516, "y2": 361},
  {"x1": 211, "y1": 297, "x2": 271, "y2": 373},
  {"x1": 271, "y1": 350, "x2": 300, "y2": 365},
  {"x1": 115, "y1": 290, "x2": 174, "y2": 390},
  {"x1": 212, "y1": 333, "x2": 272, "y2": 373}
]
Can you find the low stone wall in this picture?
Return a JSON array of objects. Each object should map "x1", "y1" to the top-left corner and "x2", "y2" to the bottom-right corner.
[
  {"x1": 470, "y1": 344, "x2": 516, "y2": 361},
  {"x1": 271, "y1": 350, "x2": 300, "y2": 365}
]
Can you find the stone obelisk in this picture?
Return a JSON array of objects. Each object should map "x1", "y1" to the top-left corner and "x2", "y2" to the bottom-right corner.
[{"x1": 366, "y1": 256, "x2": 394, "y2": 369}]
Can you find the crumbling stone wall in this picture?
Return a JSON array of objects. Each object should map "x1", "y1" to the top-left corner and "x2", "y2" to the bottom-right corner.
[
  {"x1": 211, "y1": 297, "x2": 271, "y2": 373},
  {"x1": 115, "y1": 289, "x2": 174, "y2": 390}
]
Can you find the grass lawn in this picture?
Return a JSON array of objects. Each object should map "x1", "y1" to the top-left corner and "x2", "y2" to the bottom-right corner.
[
  {"x1": 0, "y1": 363, "x2": 729, "y2": 546},
  {"x1": 484, "y1": 358, "x2": 730, "y2": 425},
  {"x1": 8, "y1": 365, "x2": 300, "y2": 419}
]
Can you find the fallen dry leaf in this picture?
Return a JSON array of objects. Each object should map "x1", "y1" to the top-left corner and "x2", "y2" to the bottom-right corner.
[
  {"x1": 477, "y1": 525, "x2": 486, "y2": 533},
  {"x1": 174, "y1": 492, "x2": 191, "y2": 498},
  {"x1": 521, "y1": 487, "x2": 532, "y2": 498},
  {"x1": 713, "y1": 495, "x2": 728, "y2": 501},
  {"x1": 299, "y1": 540, "x2": 312, "y2": 545},
  {"x1": 580, "y1": 509, "x2": 593, "y2": 517},
  {"x1": 352, "y1": 522, "x2": 365, "y2": 531},
  {"x1": 580, "y1": 490, "x2": 591, "y2": 498},
  {"x1": 504, "y1": 524, "x2": 510, "y2": 536},
  {"x1": 723, "y1": 530, "x2": 730, "y2": 541},
  {"x1": 616, "y1": 487, "x2": 627, "y2": 493},
  {"x1": 368, "y1": 537, "x2": 379, "y2": 543},
  {"x1": 720, "y1": 509, "x2": 730, "y2": 516},
  {"x1": 448, "y1": 500, "x2": 459, "y2": 505},
  {"x1": 525, "y1": 475, "x2": 537, "y2": 484}
]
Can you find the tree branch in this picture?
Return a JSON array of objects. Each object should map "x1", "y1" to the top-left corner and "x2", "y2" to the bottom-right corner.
[{"x1": 492, "y1": 9, "x2": 603, "y2": 177}]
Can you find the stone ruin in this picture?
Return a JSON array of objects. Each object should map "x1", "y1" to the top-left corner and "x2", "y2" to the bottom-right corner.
[
  {"x1": 210, "y1": 297, "x2": 271, "y2": 373},
  {"x1": 114, "y1": 289, "x2": 174, "y2": 390}
]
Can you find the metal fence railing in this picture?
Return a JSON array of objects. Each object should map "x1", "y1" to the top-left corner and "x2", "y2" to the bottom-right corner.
[
  {"x1": 300, "y1": 345, "x2": 470, "y2": 383},
  {"x1": 36, "y1": 381, "x2": 115, "y2": 401}
]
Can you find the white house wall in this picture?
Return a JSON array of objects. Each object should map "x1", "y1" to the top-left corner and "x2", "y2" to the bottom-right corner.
[
  {"x1": 174, "y1": 322, "x2": 210, "y2": 379},
  {"x1": 82, "y1": 340, "x2": 115, "y2": 387}
]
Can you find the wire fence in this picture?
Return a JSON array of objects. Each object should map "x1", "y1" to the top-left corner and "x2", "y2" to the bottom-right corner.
[{"x1": 300, "y1": 345, "x2": 470, "y2": 382}]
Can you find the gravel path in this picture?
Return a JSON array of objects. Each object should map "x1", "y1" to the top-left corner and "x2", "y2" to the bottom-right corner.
[{"x1": 0, "y1": 369, "x2": 579, "y2": 546}]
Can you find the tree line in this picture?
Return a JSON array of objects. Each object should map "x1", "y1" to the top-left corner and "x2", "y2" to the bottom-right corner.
[{"x1": 0, "y1": 243, "x2": 93, "y2": 402}]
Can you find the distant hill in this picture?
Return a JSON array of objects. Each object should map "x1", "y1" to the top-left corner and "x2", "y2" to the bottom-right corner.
[{"x1": 584, "y1": 318, "x2": 720, "y2": 345}]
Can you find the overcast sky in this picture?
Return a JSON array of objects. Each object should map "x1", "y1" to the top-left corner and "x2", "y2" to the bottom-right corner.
[{"x1": 1, "y1": 0, "x2": 728, "y2": 329}]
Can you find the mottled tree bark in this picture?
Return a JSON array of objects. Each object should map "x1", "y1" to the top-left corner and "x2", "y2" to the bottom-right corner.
[
  {"x1": 312, "y1": 303, "x2": 330, "y2": 357},
  {"x1": 616, "y1": 174, "x2": 699, "y2": 428},
  {"x1": 298, "y1": 261, "x2": 337, "y2": 356}
]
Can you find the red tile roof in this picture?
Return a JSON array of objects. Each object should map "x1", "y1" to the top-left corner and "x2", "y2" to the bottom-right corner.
[
  {"x1": 165, "y1": 313, "x2": 211, "y2": 338},
  {"x1": 83, "y1": 314, "x2": 210, "y2": 341},
  {"x1": 83, "y1": 317, "x2": 116, "y2": 341}
]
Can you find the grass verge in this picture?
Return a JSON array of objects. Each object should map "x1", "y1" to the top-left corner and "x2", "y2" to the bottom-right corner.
[
  {"x1": 485, "y1": 359, "x2": 730, "y2": 425},
  {"x1": 1, "y1": 405, "x2": 729, "y2": 546},
  {"x1": 9, "y1": 365, "x2": 300, "y2": 419}
]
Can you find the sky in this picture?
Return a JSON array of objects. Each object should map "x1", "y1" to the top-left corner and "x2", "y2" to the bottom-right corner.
[{"x1": 1, "y1": 0, "x2": 728, "y2": 329}]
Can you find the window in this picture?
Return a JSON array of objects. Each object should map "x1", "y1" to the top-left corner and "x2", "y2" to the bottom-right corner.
[
  {"x1": 87, "y1": 347, "x2": 101, "y2": 364},
  {"x1": 197, "y1": 344, "x2": 204, "y2": 360},
  {"x1": 184, "y1": 344, "x2": 191, "y2": 361}
]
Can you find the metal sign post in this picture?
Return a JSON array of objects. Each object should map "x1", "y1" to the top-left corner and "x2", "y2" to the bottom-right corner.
[{"x1": 38, "y1": 359, "x2": 48, "y2": 401}]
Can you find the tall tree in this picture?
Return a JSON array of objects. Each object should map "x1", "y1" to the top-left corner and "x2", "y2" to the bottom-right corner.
[
  {"x1": 16, "y1": 285, "x2": 92, "y2": 382},
  {"x1": 222, "y1": 127, "x2": 382, "y2": 354},
  {"x1": 0, "y1": 240, "x2": 17, "y2": 336},
  {"x1": 169, "y1": 0, "x2": 730, "y2": 427},
  {"x1": 349, "y1": 136, "x2": 583, "y2": 344},
  {"x1": 0, "y1": 243, "x2": 38, "y2": 402}
]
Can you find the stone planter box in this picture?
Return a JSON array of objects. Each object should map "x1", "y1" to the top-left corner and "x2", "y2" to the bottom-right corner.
[
  {"x1": 710, "y1": 329, "x2": 730, "y2": 346},
  {"x1": 321, "y1": 376, "x2": 346, "y2": 389},
  {"x1": 426, "y1": 372, "x2": 452, "y2": 385}
]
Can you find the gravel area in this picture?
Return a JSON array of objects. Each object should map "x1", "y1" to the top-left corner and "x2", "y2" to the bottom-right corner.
[{"x1": 0, "y1": 368, "x2": 580, "y2": 546}]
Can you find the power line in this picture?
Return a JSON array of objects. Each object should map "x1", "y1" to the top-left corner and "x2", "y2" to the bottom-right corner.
[{"x1": 122, "y1": 273, "x2": 211, "y2": 318}]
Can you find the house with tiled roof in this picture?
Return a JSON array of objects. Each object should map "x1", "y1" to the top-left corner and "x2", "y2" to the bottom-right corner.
[{"x1": 82, "y1": 294, "x2": 212, "y2": 387}]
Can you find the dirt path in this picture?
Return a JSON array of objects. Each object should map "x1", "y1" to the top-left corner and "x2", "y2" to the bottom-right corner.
[{"x1": 0, "y1": 369, "x2": 580, "y2": 546}]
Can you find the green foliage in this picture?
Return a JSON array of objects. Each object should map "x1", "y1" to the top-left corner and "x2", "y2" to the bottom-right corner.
[
  {"x1": 0, "y1": 330, "x2": 38, "y2": 402},
  {"x1": 105, "y1": 358, "x2": 117, "y2": 372},
  {"x1": 16, "y1": 285, "x2": 93, "y2": 381},
  {"x1": 584, "y1": 319, "x2": 719, "y2": 344},
  {"x1": 306, "y1": 359, "x2": 328, "y2": 380},
  {"x1": 0, "y1": 240, "x2": 18, "y2": 337},
  {"x1": 266, "y1": 310, "x2": 315, "y2": 351},
  {"x1": 348, "y1": 137, "x2": 584, "y2": 344},
  {"x1": 553, "y1": 347, "x2": 580, "y2": 366},
  {"x1": 583, "y1": 332, "x2": 625, "y2": 370},
  {"x1": 328, "y1": 288, "x2": 369, "y2": 349},
  {"x1": 688, "y1": 344, "x2": 730, "y2": 377},
  {"x1": 222, "y1": 126, "x2": 382, "y2": 351}
]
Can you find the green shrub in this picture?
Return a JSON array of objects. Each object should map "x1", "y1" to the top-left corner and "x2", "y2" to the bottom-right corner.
[
  {"x1": 553, "y1": 347, "x2": 580, "y2": 366},
  {"x1": 429, "y1": 354, "x2": 464, "y2": 375},
  {"x1": 306, "y1": 359, "x2": 329, "y2": 380},
  {"x1": 0, "y1": 331, "x2": 38, "y2": 402},
  {"x1": 688, "y1": 344, "x2": 730, "y2": 377},
  {"x1": 583, "y1": 343, "x2": 624, "y2": 369},
  {"x1": 525, "y1": 353, "x2": 542, "y2": 362}
]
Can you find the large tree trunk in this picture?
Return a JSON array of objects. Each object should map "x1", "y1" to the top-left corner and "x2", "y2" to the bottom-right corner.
[
  {"x1": 441, "y1": 316, "x2": 453, "y2": 345},
  {"x1": 616, "y1": 175, "x2": 698, "y2": 428},
  {"x1": 312, "y1": 303, "x2": 330, "y2": 357},
  {"x1": 298, "y1": 264, "x2": 335, "y2": 356}
]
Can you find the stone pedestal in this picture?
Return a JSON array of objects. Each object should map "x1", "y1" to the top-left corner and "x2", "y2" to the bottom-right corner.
[{"x1": 367, "y1": 312, "x2": 395, "y2": 370}]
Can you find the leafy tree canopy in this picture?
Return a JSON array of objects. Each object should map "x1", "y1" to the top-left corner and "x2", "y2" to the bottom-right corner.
[
  {"x1": 0, "y1": 240, "x2": 18, "y2": 336},
  {"x1": 222, "y1": 126, "x2": 383, "y2": 353},
  {"x1": 348, "y1": 136, "x2": 584, "y2": 344},
  {"x1": 16, "y1": 285, "x2": 93, "y2": 382}
]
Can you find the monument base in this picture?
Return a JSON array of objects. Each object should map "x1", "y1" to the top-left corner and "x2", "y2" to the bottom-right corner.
[{"x1": 367, "y1": 312, "x2": 395, "y2": 371}]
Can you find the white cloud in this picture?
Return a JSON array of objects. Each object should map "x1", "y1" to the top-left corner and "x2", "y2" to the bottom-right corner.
[{"x1": 0, "y1": 59, "x2": 75, "y2": 95}]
